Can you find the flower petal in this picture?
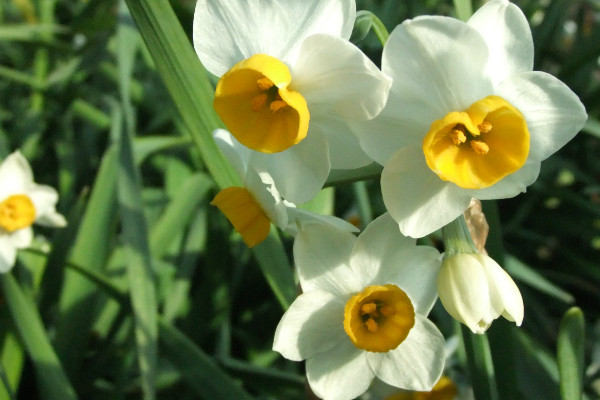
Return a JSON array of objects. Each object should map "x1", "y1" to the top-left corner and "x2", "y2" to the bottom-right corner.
[
  {"x1": 381, "y1": 146, "x2": 472, "y2": 238},
  {"x1": 0, "y1": 151, "x2": 33, "y2": 199},
  {"x1": 471, "y1": 161, "x2": 541, "y2": 200},
  {"x1": 0, "y1": 236, "x2": 17, "y2": 273},
  {"x1": 250, "y1": 128, "x2": 330, "y2": 204},
  {"x1": 193, "y1": 0, "x2": 355, "y2": 77},
  {"x1": 285, "y1": 206, "x2": 359, "y2": 236},
  {"x1": 306, "y1": 341, "x2": 373, "y2": 400},
  {"x1": 292, "y1": 34, "x2": 391, "y2": 121},
  {"x1": 7, "y1": 227, "x2": 33, "y2": 249},
  {"x1": 294, "y1": 222, "x2": 361, "y2": 297},
  {"x1": 213, "y1": 129, "x2": 251, "y2": 178},
  {"x1": 497, "y1": 71, "x2": 587, "y2": 163},
  {"x1": 480, "y1": 255, "x2": 524, "y2": 326},
  {"x1": 369, "y1": 315, "x2": 445, "y2": 391},
  {"x1": 28, "y1": 185, "x2": 66, "y2": 228},
  {"x1": 349, "y1": 213, "x2": 416, "y2": 285},
  {"x1": 244, "y1": 170, "x2": 288, "y2": 230},
  {"x1": 273, "y1": 290, "x2": 346, "y2": 361},
  {"x1": 311, "y1": 116, "x2": 373, "y2": 170},
  {"x1": 467, "y1": 0, "x2": 533, "y2": 83}
]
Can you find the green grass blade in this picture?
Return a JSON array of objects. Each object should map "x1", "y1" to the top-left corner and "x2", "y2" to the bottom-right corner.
[
  {"x1": 159, "y1": 320, "x2": 255, "y2": 400},
  {"x1": 462, "y1": 326, "x2": 500, "y2": 400},
  {"x1": 149, "y1": 173, "x2": 213, "y2": 259},
  {"x1": 123, "y1": 0, "x2": 239, "y2": 190},
  {"x1": 557, "y1": 307, "x2": 585, "y2": 400},
  {"x1": 116, "y1": 5, "x2": 158, "y2": 398},
  {"x1": 0, "y1": 274, "x2": 77, "y2": 400},
  {"x1": 0, "y1": 314, "x2": 22, "y2": 400}
]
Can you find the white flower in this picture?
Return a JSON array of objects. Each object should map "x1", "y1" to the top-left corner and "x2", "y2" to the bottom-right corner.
[
  {"x1": 211, "y1": 129, "x2": 357, "y2": 247},
  {"x1": 273, "y1": 213, "x2": 445, "y2": 400},
  {"x1": 0, "y1": 151, "x2": 66, "y2": 273},
  {"x1": 352, "y1": 0, "x2": 587, "y2": 238},
  {"x1": 437, "y1": 253, "x2": 523, "y2": 334},
  {"x1": 193, "y1": 0, "x2": 391, "y2": 203}
]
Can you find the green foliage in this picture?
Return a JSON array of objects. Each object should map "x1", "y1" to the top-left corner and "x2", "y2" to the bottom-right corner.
[{"x1": 0, "y1": 0, "x2": 598, "y2": 399}]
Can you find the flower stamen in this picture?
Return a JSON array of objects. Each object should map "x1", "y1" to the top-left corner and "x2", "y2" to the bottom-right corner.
[{"x1": 471, "y1": 140, "x2": 490, "y2": 155}]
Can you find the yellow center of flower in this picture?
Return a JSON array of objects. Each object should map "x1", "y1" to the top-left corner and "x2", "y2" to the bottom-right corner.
[
  {"x1": 343, "y1": 284, "x2": 415, "y2": 353},
  {"x1": 213, "y1": 54, "x2": 310, "y2": 154},
  {"x1": 0, "y1": 194, "x2": 36, "y2": 233},
  {"x1": 384, "y1": 376, "x2": 458, "y2": 400},
  {"x1": 211, "y1": 187, "x2": 270, "y2": 248},
  {"x1": 422, "y1": 95, "x2": 530, "y2": 189}
]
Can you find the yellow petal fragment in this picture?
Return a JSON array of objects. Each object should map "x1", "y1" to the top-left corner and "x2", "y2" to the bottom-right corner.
[
  {"x1": 211, "y1": 187, "x2": 270, "y2": 248},
  {"x1": 422, "y1": 95, "x2": 529, "y2": 189},
  {"x1": 213, "y1": 54, "x2": 310, "y2": 154},
  {"x1": 0, "y1": 194, "x2": 36, "y2": 233},
  {"x1": 384, "y1": 375, "x2": 458, "y2": 400},
  {"x1": 343, "y1": 284, "x2": 415, "y2": 353}
]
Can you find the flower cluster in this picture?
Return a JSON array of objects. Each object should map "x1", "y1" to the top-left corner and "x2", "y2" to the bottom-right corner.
[{"x1": 193, "y1": 0, "x2": 587, "y2": 398}]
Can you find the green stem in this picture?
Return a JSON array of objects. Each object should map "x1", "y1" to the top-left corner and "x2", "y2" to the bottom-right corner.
[
  {"x1": 442, "y1": 214, "x2": 478, "y2": 256},
  {"x1": 461, "y1": 325, "x2": 500, "y2": 400},
  {"x1": 353, "y1": 181, "x2": 372, "y2": 227},
  {"x1": 453, "y1": 0, "x2": 473, "y2": 22}
]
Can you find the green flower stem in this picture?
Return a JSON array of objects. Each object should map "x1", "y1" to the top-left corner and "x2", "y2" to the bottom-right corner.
[
  {"x1": 353, "y1": 181, "x2": 373, "y2": 227},
  {"x1": 442, "y1": 214, "x2": 478, "y2": 256},
  {"x1": 453, "y1": 0, "x2": 473, "y2": 22},
  {"x1": 370, "y1": 13, "x2": 390, "y2": 46},
  {"x1": 461, "y1": 325, "x2": 500, "y2": 400}
]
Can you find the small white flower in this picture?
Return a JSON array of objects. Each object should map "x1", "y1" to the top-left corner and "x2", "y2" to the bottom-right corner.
[
  {"x1": 352, "y1": 0, "x2": 587, "y2": 238},
  {"x1": 437, "y1": 253, "x2": 523, "y2": 334},
  {"x1": 0, "y1": 151, "x2": 66, "y2": 273},
  {"x1": 193, "y1": 0, "x2": 391, "y2": 203},
  {"x1": 273, "y1": 213, "x2": 445, "y2": 400},
  {"x1": 211, "y1": 129, "x2": 357, "y2": 247}
]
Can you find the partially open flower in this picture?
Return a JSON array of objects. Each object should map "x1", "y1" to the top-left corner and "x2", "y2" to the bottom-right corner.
[
  {"x1": 273, "y1": 213, "x2": 445, "y2": 400},
  {"x1": 0, "y1": 151, "x2": 66, "y2": 273},
  {"x1": 437, "y1": 253, "x2": 523, "y2": 334}
]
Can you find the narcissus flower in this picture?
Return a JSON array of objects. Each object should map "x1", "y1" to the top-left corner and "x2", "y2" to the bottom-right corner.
[
  {"x1": 0, "y1": 151, "x2": 66, "y2": 273},
  {"x1": 194, "y1": 0, "x2": 391, "y2": 203},
  {"x1": 362, "y1": 375, "x2": 458, "y2": 400},
  {"x1": 437, "y1": 253, "x2": 523, "y2": 334},
  {"x1": 211, "y1": 129, "x2": 357, "y2": 247},
  {"x1": 353, "y1": 0, "x2": 587, "y2": 238},
  {"x1": 273, "y1": 213, "x2": 445, "y2": 400}
]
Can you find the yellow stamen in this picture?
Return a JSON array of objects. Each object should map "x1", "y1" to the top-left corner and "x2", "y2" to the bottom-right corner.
[
  {"x1": 422, "y1": 95, "x2": 529, "y2": 189},
  {"x1": 0, "y1": 194, "x2": 36, "y2": 233},
  {"x1": 344, "y1": 284, "x2": 415, "y2": 353},
  {"x1": 213, "y1": 54, "x2": 310, "y2": 154},
  {"x1": 211, "y1": 187, "x2": 270, "y2": 248},
  {"x1": 471, "y1": 140, "x2": 490, "y2": 155}
]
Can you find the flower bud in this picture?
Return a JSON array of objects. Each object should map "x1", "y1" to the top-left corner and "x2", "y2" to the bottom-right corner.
[{"x1": 437, "y1": 253, "x2": 523, "y2": 334}]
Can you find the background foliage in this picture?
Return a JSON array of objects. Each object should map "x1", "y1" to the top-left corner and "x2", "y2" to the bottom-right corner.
[{"x1": 0, "y1": 0, "x2": 599, "y2": 399}]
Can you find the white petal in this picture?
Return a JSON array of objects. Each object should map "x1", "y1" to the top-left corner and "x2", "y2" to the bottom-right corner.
[
  {"x1": 497, "y1": 71, "x2": 587, "y2": 163},
  {"x1": 0, "y1": 151, "x2": 34, "y2": 199},
  {"x1": 244, "y1": 170, "x2": 288, "y2": 229},
  {"x1": 467, "y1": 0, "x2": 533, "y2": 83},
  {"x1": 349, "y1": 213, "x2": 416, "y2": 285},
  {"x1": 9, "y1": 227, "x2": 33, "y2": 249},
  {"x1": 212, "y1": 129, "x2": 250, "y2": 178},
  {"x1": 28, "y1": 185, "x2": 66, "y2": 228},
  {"x1": 311, "y1": 117, "x2": 373, "y2": 170},
  {"x1": 381, "y1": 147, "x2": 472, "y2": 238},
  {"x1": 369, "y1": 315, "x2": 445, "y2": 391},
  {"x1": 480, "y1": 255, "x2": 524, "y2": 326},
  {"x1": 471, "y1": 161, "x2": 541, "y2": 200},
  {"x1": 250, "y1": 129, "x2": 330, "y2": 204},
  {"x1": 307, "y1": 341, "x2": 373, "y2": 400},
  {"x1": 437, "y1": 254, "x2": 496, "y2": 334},
  {"x1": 193, "y1": 0, "x2": 355, "y2": 77},
  {"x1": 0, "y1": 236, "x2": 17, "y2": 273},
  {"x1": 273, "y1": 290, "x2": 346, "y2": 361},
  {"x1": 294, "y1": 222, "x2": 361, "y2": 297},
  {"x1": 292, "y1": 34, "x2": 391, "y2": 121},
  {"x1": 285, "y1": 207, "x2": 359, "y2": 236}
]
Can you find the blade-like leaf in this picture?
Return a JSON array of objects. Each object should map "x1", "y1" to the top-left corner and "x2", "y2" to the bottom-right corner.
[{"x1": 557, "y1": 307, "x2": 585, "y2": 400}]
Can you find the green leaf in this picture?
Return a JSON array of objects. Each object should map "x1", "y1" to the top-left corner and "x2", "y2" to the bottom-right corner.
[
  {"x1": 0, "y1": 274, "x2": 77, "y2": 400},
  {"x1": 453, "y1": 0, "x2": 473, "y2": 22},
  {"x1": 159, "y1": 321, "x2": 255, "y2": 400},
  {"x1": 461, "y1": 326, "x2": 500, "y2": 400},
  {"x1": 557, "y1": 307, "x2": 585, "y2": 400},
  {"x1": 124, "y1": 0, "x2": 240, "y2": 190}
]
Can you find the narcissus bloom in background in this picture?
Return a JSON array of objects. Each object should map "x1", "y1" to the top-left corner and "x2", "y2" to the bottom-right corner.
[
  {"x1": 273, "y1": 213, "x2": 445, "y2": 400},
  {"x1": 353, "y1": 0, "x2": 587, "y2": 238},
  {"x1": 362, "y1": 375, "x2": 459, "y2": 400},
  {"x1": 437, "y1": 253, "x2": 523, "y2": 334},
  {"x1": 211, "y1": 129, "x2": 358, "y2": 247},
  {"x1": 194, "y1": 0, "x2": 391, "y2": 203},
  {"x1": 0, "y1": 151, "x2": 66, "y2": 273}
]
